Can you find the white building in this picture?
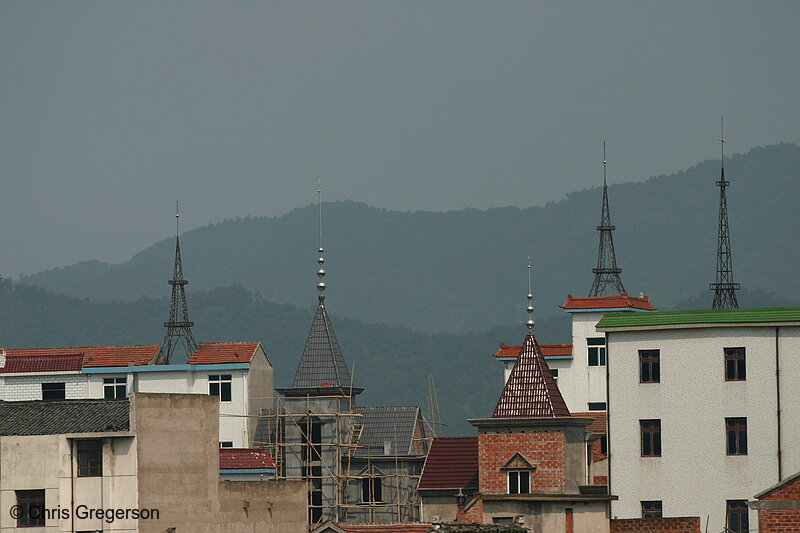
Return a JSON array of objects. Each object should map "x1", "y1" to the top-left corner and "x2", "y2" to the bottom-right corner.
[
  {"x1": 0, "y1": 341, "x2": 273, "y2": 447},
  {"x1": 493, "y1": 292, "x2": 655, "y2": 413},
  {"x1": 596, "y1": 306, "x2": 800, "y2": 533}
]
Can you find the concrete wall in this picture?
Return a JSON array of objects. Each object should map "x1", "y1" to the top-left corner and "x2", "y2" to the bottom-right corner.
[
  {"x1": 560, "y1": 311, "x2": 608, "y2": 412},
  {"x1": 606, "y1": 325, "x2": 800, "y2": 531},
  {"x1": 343, "y1": 457, "x2": 422, "y2": 523},
  {"x1": 247, "y1": 345, "x2": 274, "y2": 447},
  {"x1": 482, "y1": 499, "x2": 609, "y2": 533}
]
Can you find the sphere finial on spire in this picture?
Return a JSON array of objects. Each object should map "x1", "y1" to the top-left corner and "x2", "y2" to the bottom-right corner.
[
  {"x1": 526, "y1": 257, "x2": 535, "y2": 330},
  {"x1": 316, "y1": 181, "x2": 326, "y2": 302}
]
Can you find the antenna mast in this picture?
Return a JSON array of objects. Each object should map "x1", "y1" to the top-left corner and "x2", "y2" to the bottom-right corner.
[
  {"x1": 162, "y1": 201, "x2": 197, "y2": 362},
  {"x1": 589, "y1": 142, "x2": 626, "y2": 296},
  {"x1": 710, "y1": 117, "x2": 740, "y2": 308}
]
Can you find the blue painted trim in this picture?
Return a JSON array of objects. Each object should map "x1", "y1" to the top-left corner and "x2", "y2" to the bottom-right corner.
[
  {"x1": 562, "y1": 307, "x2": 651, "y2": 314},
  {"x1": 219, "y1": 468, "x2": 276, "y2": 474},
  {"x1": 83, "y1": 363, "x2": 249, "y2": 374}
]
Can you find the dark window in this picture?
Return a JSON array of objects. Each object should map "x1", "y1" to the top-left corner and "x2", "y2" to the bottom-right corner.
[
  {"x1": 508, "y1": 470, "x2": 530, "y2": 494},
  {"x1": 640, "y1": 419, "x2": 661, "y2": 457},
  {"x1": 16, "y1": 489, "x2": 45, "y2": 527},
  {"x1": 42, "y1": 382, "x2": 65, "y2": 400},
  {"x1": 725, "y1": 348, "x2": 746, "y2": 381},
  {"x1": 588, "y1": 337, "x2": 606, "y2": 366},
  {"x1": 219, "y1": 441, "x2": 234, "y2": 448},
  {"x1": 640, "y1": 350, "x2": 661, "y2": 383},
  {"x1": 302, "y1": 420, "x2": 322, "y2": 464},
  {"x1": 600, "y1": 435, "x2": 608, "y2": 455},
  {"x1": 588, "y1": 402, "x2": 607, "y2": 411},
  {"x1": 103, "y1": 377, "x2": 126, "y2": 399},
  {"x1": 77, "y1": 439, "x2": 103, "y2": 477},
  {"x1": 726, "y1": 500, "x2": 749, "y2": 533},
  {"x1": 642, "y1": 500, "x2": 663, "y2": 518},
  {"x1": 361, "y1": 477, "x2": 383, "y2": 503},
  {"x1": 208, "y1": 375, "x2": 232, "y2": 402},
  {"x1": 726, "y1": 418, "x2": 747, "y2": 455},
  {"x1": 551, "y1": 368, "x2": 558, "y2": 385}
]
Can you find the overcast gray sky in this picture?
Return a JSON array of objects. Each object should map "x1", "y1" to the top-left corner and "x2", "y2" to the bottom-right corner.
[{"x1": 1, "y1": 1, "x2": 798, "y2": 276}]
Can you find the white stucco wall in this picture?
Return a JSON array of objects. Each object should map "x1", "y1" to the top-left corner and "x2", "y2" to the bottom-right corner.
[{"x1": 606, "y1": 324, "x2": 800, "y2": 531}]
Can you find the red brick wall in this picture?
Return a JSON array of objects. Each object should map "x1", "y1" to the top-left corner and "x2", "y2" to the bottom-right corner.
[
  {"x1": 477, "y1": 430, "x2": 566, "y2": 494},
  {"x1": 592, "y1": 438, "x2": 607, "y2": 462},
  {"x1": 758, "y1": 474, "x2": 800, "y2": 532},
  {"x1": 592, "y1": 476, "x2": 608, "y2": 485},
  {"x1": 610, "y1": 517, "x2": 700, "y2": 533},
  {"x1": 464, "y1": 496, "x2": 483, "y2": 523}
]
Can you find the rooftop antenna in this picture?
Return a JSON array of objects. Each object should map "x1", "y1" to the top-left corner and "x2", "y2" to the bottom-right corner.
[
  {"x1": 526, "y1": 257, "x2": 535, "y2": 330},
  {"x1": 317, "y1": 181, "x2": 326, "y2": 303},
  {"x1": 710, "y1": 116, "x2": 740, "y2": 308},
  {"x1": 589, "y1": 142, "x2": 626, "y2": 296},
  {"x1": 162, "y1": 201, "x2": 197, "y2": 363}
]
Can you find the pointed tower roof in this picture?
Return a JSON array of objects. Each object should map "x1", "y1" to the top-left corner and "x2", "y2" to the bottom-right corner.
[
  {"x1": 280, "y1": 184, "x2": 361, "y2": 396},
  {"x1": 492, "y1": 333, "x2": 570, "y2": 418}
]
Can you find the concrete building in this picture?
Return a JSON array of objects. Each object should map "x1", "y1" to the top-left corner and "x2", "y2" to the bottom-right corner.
[
  {"x1": 0, "y1": 341, "x2": 273, "y2": 447},
  {"x1": 0, "y1": 393, "x2": 306, "y2": 533},
  {"x1": 596, "y1": 306, "x2": 800, "y2": 533}
]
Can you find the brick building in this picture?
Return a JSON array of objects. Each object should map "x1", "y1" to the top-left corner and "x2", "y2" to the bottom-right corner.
[{"x1": 750, "y1": 470, "x2": 800, "y2": 533}]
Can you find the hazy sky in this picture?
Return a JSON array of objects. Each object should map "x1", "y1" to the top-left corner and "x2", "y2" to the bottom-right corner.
[{"x1": 2, "y1": 1, "x2": 799, "y2": 276}]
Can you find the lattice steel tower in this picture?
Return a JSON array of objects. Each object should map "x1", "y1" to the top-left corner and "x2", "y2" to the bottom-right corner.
[
  {"x1": 710, "y1": 118, "x2": 740, "y2": 309},
  {"x1": 589, "y1": 142, "x2": 625, "y2": 296},
  {"x1": 162, "y1": 202, "x2": 197, "y2": 362}
]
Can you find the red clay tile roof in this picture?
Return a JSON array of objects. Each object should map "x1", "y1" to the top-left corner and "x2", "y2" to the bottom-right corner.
[
  {"x1": 189, "y1": 342, "x2": 261, "y2": 364},
  {"x1": 219, "y1": 447, "x2": 276, "y2": 470},
  {"x1": 329, "y1": 523, "x2": 431, "y2": 533},
  {"x1": 492, "y1": 334, "x2": 570, "y2": 418},
  {"x1": 5, "y1": 345, "x2": 159, "y2": 368},
  {"x1": 492, "y1": 342, "x2": 572, "y2": 359},
  {"x1": 572, "y1": 412, "x2": 607, "y2": 433},
  {"x1": 1, "y1": 354, "x2": 84, "y2": 373},
  {"x1": 560, "y1": 292, "x2": 655, "y2": 311},
  {"x1": 418, "y1": 436, "x2": 479, "y2": 490}
]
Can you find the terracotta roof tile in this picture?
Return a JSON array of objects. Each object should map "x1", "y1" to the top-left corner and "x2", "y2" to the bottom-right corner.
[
  {"x1": 219, "y1": 447, "x2": 276, "y2": 469},
  {"x1": 571, "y1": 412, "x2": 607, "y2": 433},
  {"x1": 2, "y1": 354, "x2": 84, "y2": 373},
  {"x1": 329, "y1": 522, "x2": 431, "y2": 533},
  {"x1": 492, "y1": 334, "x2": 570, "y2": 418},
  {"x1": 491, "y1": 343, "x2": 572, "y2": 359},
  {"x1": 418, "y1": 436, "x2": 479, "y2": 490},
  {"x1": 560, "y1": 292, "x2": 656, "y2": 311},
  {"x1": 6, "y1": 345, "x2": 159, "y2": 368},
  {"x1": 188, "y1": 342, "x2": 261, "y2": 364}
]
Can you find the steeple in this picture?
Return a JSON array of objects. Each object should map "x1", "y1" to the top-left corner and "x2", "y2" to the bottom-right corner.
[
  {"x1": 710, "y1": 117, "x2": 740, "y2": 309},
  {"x1": 589, "y1": 142, "x2": 625, "y2": 297},
  {"x1": 162, "y1": 201, "x2": 197, "y2": 363},
  {"x1": 290, "y1": 184, "x2": 355, "y2": 391},
  {"x1": 492, "y1": 262, "x2": 569, "y2": 418}
]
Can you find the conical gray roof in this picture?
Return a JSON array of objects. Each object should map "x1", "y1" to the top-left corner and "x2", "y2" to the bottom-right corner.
[{"x1": 291, "y1": 301, "x2": 352, "y2": 388}]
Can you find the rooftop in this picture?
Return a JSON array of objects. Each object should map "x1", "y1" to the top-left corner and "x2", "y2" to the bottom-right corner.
[
  {"x1": 354, "y1": 405, "x2": 427, "y2": 457},
  {"x1": 491, "y1": 342, "x2": 572, "y2": 360},
  {"x1": 5, "y1": 345, "x2": 159, "y2": 368},
  {"x1": 596, "y1": 306, "x2": 800, "y2": 331},
  {"x1": 290, "y1": 303, "x2": 353, "y2": 389},
  {"x1": 1, "y1": 353, "x2": 84, "y2": 374},
  {"x1": 219, "y1": 447, "x2": 276, "y2": 470},
  {"x1": 417, "y1": 436, "x2": 479, "y2": 490},
  {"x1": 315, "y1": 522, "x2": 432, "y2": 533},
  {"x1": 560, "y1": 292, "x2": 655, "y2": 312},
  {"x1": 492, "y1": 334, "x2": 570, "y2": 418},
  {"x1": 0, "y1": 398, "x2": 130, "y2": 436},
  {"x1": 571, "y1": 411, "x2": 607, "y2": 433},
  {"x1": 188, "y1": 341, "x2": 262, "y2": 364}
]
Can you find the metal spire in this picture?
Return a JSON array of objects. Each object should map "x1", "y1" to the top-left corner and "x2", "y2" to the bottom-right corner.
[
  {"x1": 317, "y1": 181, "x2": 326, "y2": 303},
  {"x1": 162, "y1": 201, "x2": 197, "y2": 363},
  {"x1": 710, "y1": 117, "x2": 740, "y2": 308},
  {"x1": 589, "y1": 142, "x2": 626, "y2": 296},
  {"x1": 526, "y1": 258, "x2": 535, "y2": 330}
]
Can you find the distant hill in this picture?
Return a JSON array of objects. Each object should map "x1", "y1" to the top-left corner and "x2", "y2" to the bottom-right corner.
[{"x1": 21, "y1": 143, "x2": 800, "y2": 333}]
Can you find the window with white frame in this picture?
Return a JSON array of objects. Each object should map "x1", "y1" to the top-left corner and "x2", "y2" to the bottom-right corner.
[
  {"x1": 208, "y1": 375, "x2": 232, "y2": 402},
  {"x1": 587, "y1": 337, "x2": 606, "y2": 366},
  {"x1": 507, "y1": 470, "x2": 530, "y2": 494},
  {"x1": 103, "y1": 377, "x2": 126, "y2": 399}
]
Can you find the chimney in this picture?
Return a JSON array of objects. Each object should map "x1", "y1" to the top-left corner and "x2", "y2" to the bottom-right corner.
[{"x1": 383, "y1": 440, "x2": 392, "y2": 456}]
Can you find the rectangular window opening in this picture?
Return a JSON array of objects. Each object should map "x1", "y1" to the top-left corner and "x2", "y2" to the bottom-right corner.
[
  {"x1": 587, "y1": 337, "x2": 606, "y2": 366},
  {"x1": 726, "y1": 418, "x2": 748, "y2": 455},
  {"x1": 588, "y1": 402, "x2": 606, "y2": 411},
  {"x1": 640, "y1": 419, "x2": 661, "y2": 457},
  {"x1": 42, "y1": 382, "x2": 66, "y2": 400},
  {"x1": 639, "y1": 350, "x2": 660, "y2": 383},
  {"x1": 16, "y1": 489, "x2": 45, "y2": 527},
  {"x1": 361, "y1": 477, "x2": 383, "y2": 503},
  {"x1": 103, "y1": 377, "x2": 127, "y2": 399},
  {"x1": 726, "y1": 500, "x2": 749, "y2": 533},
  {"x1": 76, "y1": 439, "x2": 103, "y2": 477},
  {"x1": 508, "y1": 470, "x2": 530, "y2": 494},
  {"x1": 208, "y1": 375, "x2": 232, "y2": 402},
  {"x1": 642, "y1": 501, "x2": 663, "y2": 519},
  {"x1": 725, "y1": 348, "x2": 746, "y2": 381}
]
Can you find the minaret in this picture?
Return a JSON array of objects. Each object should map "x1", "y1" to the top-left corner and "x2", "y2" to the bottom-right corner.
[
  {"x1": 589, "y1": 142, "x2": 626, "y2": 297},
  {"x1": 162, "y1": 201, "x2": 197, "y2": 363},
  {"x1": 710, "y1": 118, "x2": 740, "y2": 309}
]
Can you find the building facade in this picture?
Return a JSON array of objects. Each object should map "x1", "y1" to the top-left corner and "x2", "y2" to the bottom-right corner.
[{"x1": 597, "y1": 307, "x2": 800, "y2": 533}]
